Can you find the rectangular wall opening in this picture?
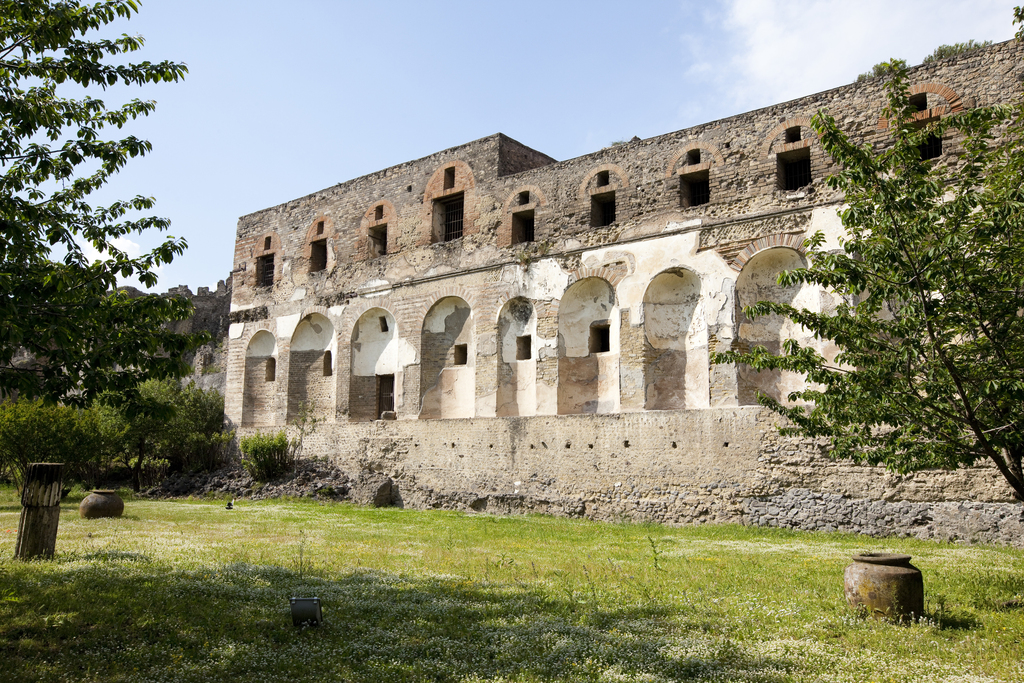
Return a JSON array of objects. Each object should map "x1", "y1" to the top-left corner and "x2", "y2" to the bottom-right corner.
[
  {"x1": 443, "y1": 167, "x2": 456, "y2": 190},
  {"x1": 257, "y1": 254, "x2": 275, "y2": 287},
  {"x1": 323, "y1": 350, "x2": 333, "y2": 377},
  {"x1": 374, "y1": 205, "x2": 384, "y2": 221},
  {"x1": 680, "y1": 170, "x2": 710, "y2": 207},
  {"x1": 518, "y1": 191, "x2": 530, "y2": 205},
  {"x1": 589, "y1": 322, "x2": 611, "y2": 354},
  {"x1": 453, "y1": 344, "x2": 468, "y2": 366},
  {"x1": 511, "y1": 210, "x2": 535, "y2": 245},
  {"x1": 779, "y1": 149, "x2": 811, "y2": 191},
  {"x1": 919, "y1": 134, "x2": 942, "y2": 160},
  {"x1": 316, "y1": 220, "x2": 324, "y2": 235},
  {"x1": 376, "y1": 374, "x2": 395, "y2": 419},
  {"x1": 437, "y1": 194, "x2": 464, "y2": 241},
  {"x1": 596, "y1": 170, "x2": 610, "y2": 187},
  {"x1": 590, "y1": 192, "x2": 616, "y2": 227},
  {"x1": 379, "y1": 316, "x2": 389, "y2": 332},
  {"x1": 516, "y1": 335, "x2": 532, "y2": 360},
  {"x1": 309, "y1": 239, "x2": 327, "y2": 272},
  {"x1": 369, "y1": 224, "x2": 388, "y2": 256}
]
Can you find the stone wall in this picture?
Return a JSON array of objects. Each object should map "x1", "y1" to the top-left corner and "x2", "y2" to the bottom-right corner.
[
  {"x1": 237, "y1": 406, "x2": 1019, "y2": 545},
  {"x1": 221, "y1": 41, "x2": 1024, "y2": 544}
]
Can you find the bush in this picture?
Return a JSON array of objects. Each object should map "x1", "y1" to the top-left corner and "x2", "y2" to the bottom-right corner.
[
  {"x1": 0, "y1": 400, "x2": 111, "y2": 489},
  {"x1": 239, "y1": 431, "x2": 292, "y2": 481},
  {"x1": 161, "y1": 382, "x2": 234, "y2": 474}
]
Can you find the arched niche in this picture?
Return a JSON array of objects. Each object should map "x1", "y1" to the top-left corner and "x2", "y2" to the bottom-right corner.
[
  {"x1": 735, "y1": 248, "x2": 817, "y2": 405},
  {"x1": 557, "y1": 277, "x2": 619, "y2": 414},
  {"x1": 287, "y1": 313, "x2": 335, "y2": 421},
  {"x1": 643, "y1": 269, "x2": 709, "y2": 410},
  {"x1": 419, "y1": 296, "x2": 474, "y2": 419},
  {"x1": 242, "y1": 330, "x2": 277, "y2": 426},
  {"x1": 350, "y1": 308, "x2": 402, "y2": 421},
  {"x1": 496, "y1": 297, "x2": 537, "y2": 417}
]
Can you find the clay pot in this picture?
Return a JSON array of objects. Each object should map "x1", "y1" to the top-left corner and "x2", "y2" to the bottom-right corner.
[
  {"x1": 844, "y1": 553, "x2": 924, "y2": 621},
  {"x1": 79, "y1": 490, "x2": 125, "y2": 519}
]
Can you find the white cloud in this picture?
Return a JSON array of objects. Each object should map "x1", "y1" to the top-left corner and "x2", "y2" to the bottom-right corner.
[{"x1": 687, "y1": 0, "x2": 1019, "y2": 116}]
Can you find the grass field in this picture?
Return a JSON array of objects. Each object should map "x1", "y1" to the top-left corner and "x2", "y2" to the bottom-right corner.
[{"x1": 1, "y1": 487, "x2": 1022, "y2": 683}]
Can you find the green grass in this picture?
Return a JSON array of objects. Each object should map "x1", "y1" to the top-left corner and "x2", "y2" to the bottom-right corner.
[{"x1": 1, "y1": 487, "x2": 1022, "y2": 682}]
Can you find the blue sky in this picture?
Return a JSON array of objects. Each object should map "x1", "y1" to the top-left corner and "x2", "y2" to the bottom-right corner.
[{"x1": 82, "y1": 0, "x2": 1021, "y2": 291}]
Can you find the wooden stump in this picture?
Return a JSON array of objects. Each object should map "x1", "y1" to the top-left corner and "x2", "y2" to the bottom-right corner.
[{"x1": 14, "y1": 463, "x2": 64, "y2": 560}]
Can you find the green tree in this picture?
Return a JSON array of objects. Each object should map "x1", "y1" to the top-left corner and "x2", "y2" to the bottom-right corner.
[
  {"x1": 0, "y1": 0, "x2": 207, "y2": 405},
  {"x1": 159, "y1": 381, "x2": 233, "y2": 474},
  {"x1": 96, "y1": 378, "x2": 175, "y2": 492},
  {"x1": 0, "y1": 398, "x2": 110, "y2": 488},
  {"x1": 714, "y1": 49, "x2": 1024, "y2": 501}
]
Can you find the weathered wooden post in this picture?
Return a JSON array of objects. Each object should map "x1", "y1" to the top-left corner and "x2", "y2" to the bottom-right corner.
[{"x1": 14, "y1": 463, "x2": 64, "y2": 560}]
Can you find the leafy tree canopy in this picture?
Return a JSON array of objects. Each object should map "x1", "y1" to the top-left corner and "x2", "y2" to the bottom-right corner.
[
  {"x1": 715, "y1": 25, "x2": 1024, "y2": 501},
  {"x1": 0, "y1": 0, "x2": 207, "y2": 405}
]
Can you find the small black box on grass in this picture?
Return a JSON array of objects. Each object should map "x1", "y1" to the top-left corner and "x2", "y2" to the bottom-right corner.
[{"x1": 290, "y1": 597, "x2": 322, "y2": 626}]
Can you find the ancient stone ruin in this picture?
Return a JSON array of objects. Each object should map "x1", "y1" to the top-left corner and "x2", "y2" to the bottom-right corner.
[{"x1": 217, "y1": 40, "x2": 1024, "y2": 545}]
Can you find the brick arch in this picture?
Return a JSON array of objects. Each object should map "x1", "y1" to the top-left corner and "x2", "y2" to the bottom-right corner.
[
  {"x1": 346, "y1": 295, "x2": 396, "y2": 325},
  {"x1": 877, "y1": 82, "x2": 965, "y2": 129},
  {"x1": 250, "y1": 231, "x2": 281, "y2": 258},
  {"x1": 638, "y1": 265, "x2": 704, "y2": 324},
  {"x1": 665, "y1": 142, "x2": 726, "y2": 177},
  {"x1": 295, "y1": 305, "x2": 333, "y2": 328},
  {"x1": 241, "y1": 319, "x2": 277, "y2": 348},
  {"x1": 303, "y1": 214, "x2": 335, "y2": 259},
  {"x1": 566, "y1": 266, "x2": 627, "y2": 288},
  {"x1": 730, "y1": 234, "x2": 807, "y2": 272},
  {"x1": 417, "y1": 286, "x2": 479, "y2": 318},
  {"x1": 501, "y1": 184, "x2": 548, "y2": 212},
  {"x1": 759, "y1": 116, "x2": 815, "y2": 156},
  {"x1": 492, "y1": 290, "x2": 530, "y2": 322},
  {"x1": 577, "y1": 163, "x2": 630, "y2": 200},
  {"x1": 359, "y1": 199, "x2": 397, "y2": 228},
  {"x1": 423, "y1": 159, "x2": 477, "y2": 202}
]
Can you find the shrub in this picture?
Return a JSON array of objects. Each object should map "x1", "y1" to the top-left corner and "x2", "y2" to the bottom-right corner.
[
  {"x1": 239, "y1": 431, "x2": 292, "y2": 481},
  {"x1": 0, "y1": 399, "x2": 111, "y2": 489},
  {"x1": 161, "y1": 382, "x2": 234, "y2": 473}
]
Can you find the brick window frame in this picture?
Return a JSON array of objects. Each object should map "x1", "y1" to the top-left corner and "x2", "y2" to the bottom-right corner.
[
  {"x1": 759, "y1": 117, "x2": 821, "y2": 194},
  {"x1": 359, "y1": 201, "x2": 395, "y2": 260},
  {"x1": 499, "y1": 185, "x2": 547, "y2": 248},
  {"x1": 303, "y1": 216, "x2": 334, "y2": 274},
  {"x1": 667, "y1": 143, "x2": 726, "y2": 210},
  {"x1": 249, "y1": 232, "x2": 281, "y2": 288},
  {"x1": 420, "y1": 161, "x2": 478, "y2": 246},
  {"x1": 578, "y1": 165, "x2": 631, "y2": 229}
]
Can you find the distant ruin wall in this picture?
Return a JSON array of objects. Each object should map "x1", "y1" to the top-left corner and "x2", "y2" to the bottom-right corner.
[{"x1": 240, "y1": 407, "x2": 1021, "y2": 547}]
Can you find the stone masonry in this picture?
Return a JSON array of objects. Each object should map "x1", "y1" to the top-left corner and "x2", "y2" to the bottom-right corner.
[{"x1": 220, "y1": 41, "x2": 1024, "y2": 546}]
